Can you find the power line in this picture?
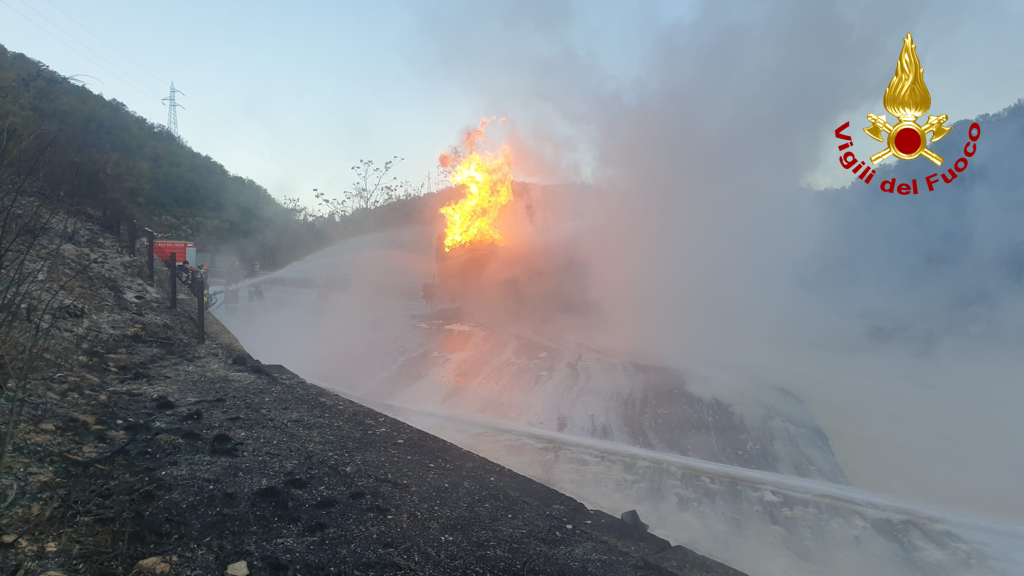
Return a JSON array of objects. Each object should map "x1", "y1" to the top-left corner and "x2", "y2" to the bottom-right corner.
[
  {"x1": 21, "y1": 0, "x2": 162, "y2": 99},
  {"x1": 175, "y1": 94, "x2": 318, "y2": 168},
  {"x1": 176, "y1": 104, "x2": 349, "y2": 185},
  {"x1": 12, "y1": 0, "x2": 163, "y2": 101},
  {"x1": 2, "y1": 0, "x2": 362, "y2": 194},
  {"x1": 32, "y1": 1, "x2": 352, "y2": 184},
  {"x1": 21, "y1": 1, "x2": 360, "y2": 188},
  {"x1": 38, "y1": 0, "x2": 353, "y2": 181},
  {"x1": 43, "y1": 0, "x2": 168, "y2": 87},
  {"x1": 175, "y1": 107, "x2": 350, "y2": 189}
]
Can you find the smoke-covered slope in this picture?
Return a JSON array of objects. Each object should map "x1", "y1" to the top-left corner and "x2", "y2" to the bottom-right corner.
[
  {"x1": 215, "y1": 265, "x2": 1023, "y2": 576},
  {"x1": 812, "y1": 100, "x2": 1024, "y2": 336},
  {"x1": 211, "y1": 100, "x2": 1024, "y2": 576},
  {"x1": 350, "y1": 319, "x2": 846, "y2": 483}
]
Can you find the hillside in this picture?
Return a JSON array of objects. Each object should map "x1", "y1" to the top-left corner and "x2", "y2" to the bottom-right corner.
[
  {"x1": 0, "y1": 203, "x2": 741, "y2": 576},
  {"x1": 0, "y1": 42, "x2": 325, "y2": 269},
  {"x1": 810, "y1": 100, "x2": 1024, "y2": 333}
]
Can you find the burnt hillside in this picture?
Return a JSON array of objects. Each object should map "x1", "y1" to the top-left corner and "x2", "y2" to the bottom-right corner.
[{"x1": 0, "y1": 43, "x2": 325, "y2": 269}]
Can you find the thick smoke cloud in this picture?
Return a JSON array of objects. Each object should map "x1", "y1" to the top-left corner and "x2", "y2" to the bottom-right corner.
[
  {"x1": 413, "y1": 0, "x2": 968, "y2": 356},
  {"x1": 405, "y1": 0, "x2": 1024, "y2": 521}
]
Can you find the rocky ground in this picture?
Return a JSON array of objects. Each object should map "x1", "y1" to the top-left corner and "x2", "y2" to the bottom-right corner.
[{"x1": 0, "y1": 221, "x2": 743, "y2": 576}]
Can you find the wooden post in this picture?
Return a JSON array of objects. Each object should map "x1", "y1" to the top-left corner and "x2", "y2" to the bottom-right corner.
[
  {"x1": 145, "y1": 228, "x2": 155, "y2": 283},
  {"x1": 127, "y1": 219, "x2": 138, "y2": 256},
  {"x1": 197, "y1": 276, "x2": 205, "y2": 344},
  {"x1": 169, "y1": 252, "x2": 177, "y2": 309}
]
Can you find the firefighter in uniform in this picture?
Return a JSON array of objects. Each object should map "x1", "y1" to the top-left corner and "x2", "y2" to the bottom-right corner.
[
  {"x1": 190, "y1": 264, "x2": 213, "y2": 310},
  {"x1": 421, "y1": 281, "x2": 436, "y2": 311},
  {"x1": 246, "y1": 262, "x2": 265, "y2": 303},
  {"x1": 176, "y1": 260, "x2": 192, "y2": 287}
]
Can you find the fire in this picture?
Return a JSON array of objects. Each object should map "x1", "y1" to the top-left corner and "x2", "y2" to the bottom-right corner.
[
  {"x1": 439, "y1": 148, "x2": 513, "y2": 252},
  {"x1": 438, "y1": 119, "x2": 514, "y2": 252},
  {"x1": 883, "y1": 33, "x2": 931, "y2": 120}
]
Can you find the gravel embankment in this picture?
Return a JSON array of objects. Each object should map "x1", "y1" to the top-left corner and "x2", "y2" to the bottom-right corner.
[{"x1": 0, "y1": 224, "x2": 744, "y2": 576}]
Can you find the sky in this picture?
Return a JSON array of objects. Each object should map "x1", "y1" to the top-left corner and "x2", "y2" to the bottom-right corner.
[
  {"x1": 2, "y1": 0, "x2": 1024, "y2": 206},
  {"x1": 0, "y1": 0, "x2": 685, "y2": 207}
]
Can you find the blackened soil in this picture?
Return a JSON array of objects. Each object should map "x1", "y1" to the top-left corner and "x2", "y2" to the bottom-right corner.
[{"x1": 0, "y1": 233, "x2": 742, "y2": 576}]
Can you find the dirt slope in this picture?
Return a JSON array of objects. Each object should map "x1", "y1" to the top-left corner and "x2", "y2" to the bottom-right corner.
[{"x1": 0, "y1": 221, "x2": 743, "y2": 576}]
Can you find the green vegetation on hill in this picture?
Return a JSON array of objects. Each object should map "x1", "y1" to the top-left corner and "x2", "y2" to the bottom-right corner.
[
  {"x1": 0, "y1": 43, "x2": 326, "y2": 268},
  {"x1": 0, "y1": 42, "x2": 583, "y2": 270}
]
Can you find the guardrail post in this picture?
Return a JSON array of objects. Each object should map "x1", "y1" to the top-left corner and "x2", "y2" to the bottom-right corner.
[
  {"x1": 197, "y1": 276, "x2": 205, "y2": 344},
  {"x1": 145, "y1": 228, "x2": 155, "y2": 283},
  {"x1": 169, "y1": 252, "x2": 177, "y2": 309},
  {"x1": 128, "y1": 219, "x2": 138, "y2": 256}
]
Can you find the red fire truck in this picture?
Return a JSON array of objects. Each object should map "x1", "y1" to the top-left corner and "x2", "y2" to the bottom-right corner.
[{"x1": 152, "y1": 240, "x2": 196, "y2": 266}]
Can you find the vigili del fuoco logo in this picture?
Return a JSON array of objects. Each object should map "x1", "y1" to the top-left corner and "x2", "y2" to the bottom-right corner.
[{"x1": 834, "y1": 33, "x2": 980, "y2": 195}]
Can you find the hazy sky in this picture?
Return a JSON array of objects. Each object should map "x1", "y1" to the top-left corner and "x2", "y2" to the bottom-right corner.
[
  {"x1": 2, "y1": 0, "x2": 1024, "y2": 206},
  {"x1": 0, "y1": 0, "x2": 684, "y2": 205}
]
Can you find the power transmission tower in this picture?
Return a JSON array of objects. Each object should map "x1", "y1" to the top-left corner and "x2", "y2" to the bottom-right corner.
[{"x1": 161, "y1": 82, "x2": 185, "y2": 137}]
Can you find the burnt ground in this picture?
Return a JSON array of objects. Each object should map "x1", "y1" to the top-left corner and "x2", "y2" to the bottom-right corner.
[{"x1": 0, "y1": 225, "x2": 744, "y2": 576}]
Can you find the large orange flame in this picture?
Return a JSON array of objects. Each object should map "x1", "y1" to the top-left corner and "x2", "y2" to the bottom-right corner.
[
  {"x1": 439, "y1": 147, "x2": 513, "y2": 252},
  {"x1": 883, "y1": 33, "x2": 931, "y2": 120},
  {"x1": 438, "y1": 119, "x2": 514, "y2": 252}
]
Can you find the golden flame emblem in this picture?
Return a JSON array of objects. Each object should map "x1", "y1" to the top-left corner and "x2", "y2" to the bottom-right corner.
[{"x1": 864, "y1": 33, "x2": 951, "y2": 165}]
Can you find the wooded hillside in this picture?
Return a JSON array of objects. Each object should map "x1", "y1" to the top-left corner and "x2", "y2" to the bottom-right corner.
[{"x1": 0, "y1": 42, "x2": 326, "y2": 268}]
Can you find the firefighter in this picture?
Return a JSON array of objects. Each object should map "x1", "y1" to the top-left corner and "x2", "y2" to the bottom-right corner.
[
  {"x1": 246, "y1": 261, "x2": 265, "y2": 303},
  {"x1": 196, "y1": 263, "x2": 210, "y2": 295},
  {"x1": 191, "y1": 264, "x2": 213, "y2": 310},
  {"x1": 176, "y1": 260, "x2": 192, "y2": 287},
  {"x1": 195, "y1": 262, "x2": 211, "y2": 282},
  {"x1": 421, "y1": 281, "x2": 436, "y2": 311}
]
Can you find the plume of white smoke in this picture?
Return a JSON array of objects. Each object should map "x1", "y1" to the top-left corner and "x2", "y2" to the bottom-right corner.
[{"x1": 405, "y1": 0, "x2": 1024, "y2": 522}]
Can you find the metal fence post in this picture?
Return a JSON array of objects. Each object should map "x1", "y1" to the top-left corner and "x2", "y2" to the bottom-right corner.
[
  {"x1": 169, "y1": 252, "x2": 177, "y2": 309},
  {"x1": 197, "y1": 275, "x2": 205, "y2": 344},
  {"x1": 145, "y1": 228, "x2": 155, "y2": 283}
]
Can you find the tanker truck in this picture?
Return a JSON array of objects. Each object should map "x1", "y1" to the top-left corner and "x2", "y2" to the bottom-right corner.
[{"x1": 434, "y1": 232, "x2": 500, "y2": 306}]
